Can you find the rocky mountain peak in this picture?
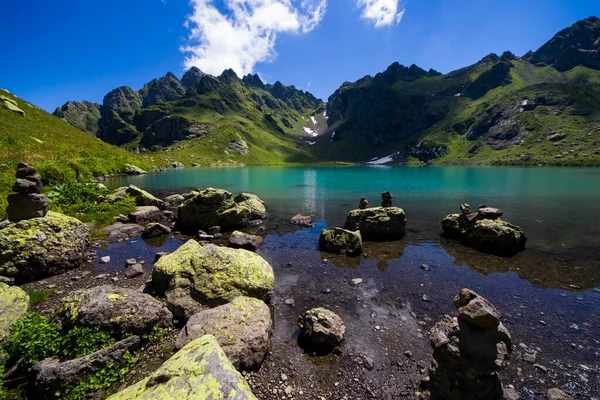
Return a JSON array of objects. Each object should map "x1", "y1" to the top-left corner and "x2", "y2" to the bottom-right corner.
[
  {"x1": 139, "y1": 73, "x2": 185, "y2": 108},
  {"x1": 218, "y1": 69, "x2": 240, "y2": 83},
  {"x1": 181, "y1": 66, "x2": 206, "y2": 89},
  {"x1": 242, "y1": 74, "x2": 265, "y2": 89},
  {"x1": 102, "y1": 86, "x2": 142, "y2": 114}
]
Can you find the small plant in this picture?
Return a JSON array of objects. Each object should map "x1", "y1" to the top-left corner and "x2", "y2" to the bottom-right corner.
[
  {"x1": 3, "y1": 312, "x2": 61, "y2": 364},
  {"x1": 59, "y1": 326, "x2": 115, "y2": 360},
  {"x1": 26, "y1": 288, "x2": 56, "y2": 305},
  {"x1": 0, "y1": 350, "x2": 6, "y2": 399},
  {"x1": 147, "y1": 325, "x2": 175, "y2": 345}
]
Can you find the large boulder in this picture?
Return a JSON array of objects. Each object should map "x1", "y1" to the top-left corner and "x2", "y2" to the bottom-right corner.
[
  {"x1": 319, "y1": 227, "x2": 362, "y2": 256},
  {"x1": 123, "y1": 164, "x2": 147, "y2": 175},
  {"x1": 57, "y1": 285, "x2": 172, "y2": 335},
  {"x1": 177, "y1": 188, "x2": 266, "y2": 233},
  {"x1": 0, "y1": 282, "x2": 29, "y2": 342},
  {"x1": 344, "y1": 207, "x2": 406, "y2": 240},
  {"x1": 128, "y1": 206, "x2": 163, "y2": 223},
  {"x1": 441, "y1": 205, "x2": 526, "y2": 256},
  {"x1": 107, "y1": 335, "x2": 257, "y2": 400},
  {"x1": 0, "y1": 212, "x2": 90, "y2": 279},
  {"x1": 107, "y1": 185, "x2": 164, "y2": 209},
  {"x1": 297, "y1": 307, "x2": 345, "y2": 352},
  {"x1": 33, "y1": 336, "x2": 140, "y2": 399},
  {"x1": 152, "y1": 240, "x2": 274, "y2": 318},
  {"x1": 175, "y1": 296, "x2": 272, "y2": 370}
]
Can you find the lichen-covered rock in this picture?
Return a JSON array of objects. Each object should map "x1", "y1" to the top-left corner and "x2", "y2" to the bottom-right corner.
[
  {"x1": 175, "y1": 296, "x2": 272, "y2": 370},
  {"x1": 441, "y1": 209, "x2": 526, "y2": 256},
  {"x1": 123, "y1": 164, "x2": 147, "y2": 175},
  {"x1": 57, "y1": 285, "x2": 172, "y2": 335},
  {"x1": 297, "y1": 307, "x2": 345, "y2": 351},
  {"x1": 107, "y1": 334, "x2": 257, "y2": 400},
  {"x1": 319, "y1": 227, "x2": 362, "y2": 256},
  {"x1": 344, "y1": 207, "x2": 406, "y2": 240},
  {"x1": 228, "y1": 231, "x2": 264, "y2": 252},
  {"x1": 107, "y1": 185, "x2": 164, "y2": 209},
  {"x1": 152, "y1": 240, "x2": 274, "y2": 318},
  {"x1": 0, "y1": 282, "x2": 29, "y2": 341},
  {"x1": 0, "y1": 212, "x2": 90, "y2": 279},
  {"x1": 33, "y1": 336, "x2": 140, "y2": 399},
  {"x1": 177, "y1": 188, "x2": 266, "y2": 233}
]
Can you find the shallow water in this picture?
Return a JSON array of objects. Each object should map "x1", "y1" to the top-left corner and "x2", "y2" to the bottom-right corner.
[{"x1": 106, "y1": 166, "x2": 600, "y2": 398}]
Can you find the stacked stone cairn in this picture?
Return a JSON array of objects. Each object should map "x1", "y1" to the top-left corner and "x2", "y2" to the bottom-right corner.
[
  {"x1": 381, "y1": 191, "x2": 393, "y2": 207},
  {"x1": 419, "y1": 288, "x2": 512, "y2": 400},
  {"x1": 6, "y1": 162, "x2": 49, "y2": 222},
  {"x1": 359, "y1": 197, "x2": 368, "y2": 209}
]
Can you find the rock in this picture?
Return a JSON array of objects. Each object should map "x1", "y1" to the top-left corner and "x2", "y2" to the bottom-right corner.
[
  {"x1": 16, "y1": 162, "x2": 37, "y2": 178},
  {"x1": 228, "y1": 230, "x2": 264, "y2": 251},
  {"x1": 227, "y1": 140, "x2": 249, "y2": 156},
  {"x1": 197, "y1": 233, "x2": 215, "y2": 241},
  {"x1": 102, "y1": 222, "x2": 144, "y2": 242},
  {"x1": 128, "y1": 206, "x2": 163, "y2": 224},
  {"x1": 13, "y1": 178, "x2": 42, "y2": 194},
  {"x1": 359, "y1": 197, "x2": 368, "y2": 209},
  {"x1": 126, "y1": 258, "x2": 137, "y2": 266},
  {"x1": 319, "y1": 227, "x2": 363, "y2": 256},
  {"x1": 123, "y1": 164, "x2": 147, "y2": 175},
  {"x1": 164, "y1": 193, "x2": 185, "y2": 207},
  {"x1": 0, "y1": 212, "x2": 90, "y2": 279},
  {"x1": 207, "y1": 226, "x2": 221, "y2": 234},
  {"x1": 290, "y1": 214, "x2": 314, "y2": 227},
  {"x1": 33, "y1": 336, "x2": 140, "y2": 399},
  {"x1": 57, "y1": 285, "x2": 172, "y2": 335},
  {"x1": 175, "y1": 296, "x2": 272, "y2": 370},
  {"x1": 154, "y1": 252, "x2": 169, "y2": 261},
  {"x1": 503, "y1": 387, "x2": 520, "y2": 400},
  {"x1": 115, "y1": 185, "x2": 164, "y2": 209},
  {"x1": 344, "y1": 207, "x2": 406, "y2": 240},
  {"x1": 442, "y1": 206, "x2": 526, "y2": 256},
  {"x1": 420, "y1": 289, "x2": 512, "y2": 400},
  {"x1": 151, "y1": 240, "x2": 274, "y2": 318},
  {"x1": 284, "y1": 298, "x2": 295, "y2": 306},
  {"x1": 1, "y1": 95, "x2": 25, "y2": 116},
  {"x1": 107, "y1": 335, "x2": 257, "y2": 400},
  {"x1": 297, "y1": 308, "x2": 345, "y2": 351},
  {"x1": 125, "y1": 264, "x2": 144, "y2": 279},
  {"x1": 547, "y1": 388, "x2": 573, "y2": 400},
  {"x1": 0, "y1": 276, "x2": 15, "y2": 285},
  {"x1": 381, "y1": 191, "x2": 393, "y2": 207},
  {"x1": 350, "y1": 278, "x2": 363, "y2": 286},
  {"x1": 547, "y1": 132, "x2": 568, "y2": 141},
  {"x1": 172, "y1": 161, "x2": 184, "y2": 168},
  {"x1": 142, "y1": 222, "x2": 172, "y2": 238},
  {"x1": 0, "y1": 282, "x2": 29, "y2": 342},
  {"x1": 6, "y1": 193, "x2": 49, "y2": 222},
  {"x1": 99, "y1": 256, "x2": 111, "y2": 264}
]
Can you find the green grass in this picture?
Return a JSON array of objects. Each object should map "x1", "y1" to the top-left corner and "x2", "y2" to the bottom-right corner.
[{"x1": 25, "y1": 288, "x2": 56, "y2": 305}]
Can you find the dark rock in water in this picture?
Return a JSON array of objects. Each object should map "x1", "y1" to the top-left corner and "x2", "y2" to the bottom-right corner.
[
  {"x1": 228, "y1": 231, "x2": 264, "y2": 252},
  {"x1": 125, "y1": 263, "x2": 144, "y2": 279},
  {"x1": 359, "y1": 197, "x2": 368, "y2": 209},
  {"x1": 345, "y1": 207, "x2": 406, "y2": 240},
  {"x1": 381, "y1": 191, "x2": 393, "y2": 207},
  {"x1": 297, "y1": 307, "x2": 345, "y2": 353},
  {"x1": 290, "y1": 214, "x2": 314, "y2": 227},
  {"x1": 441, "y1": 205, "x2": 526, "y2": 256},
  {"x1": 319, "y1": 227, "x2": 362, "y2": 257},
  {"x1": 56, "y1": 285, "x2": 172, "y2": 335},
  {"x1": 419, "y1": 289, "x2": 512, "y2": 400},
  {"x1": 142, "y1": 222, "x2": 172, "y2": 238},
  {"x1": 33, "y1": 336, "x2": 140, "y2": 399},
  {"x1": 460, "y1": 203, "x2": 471, "y2": 216}
]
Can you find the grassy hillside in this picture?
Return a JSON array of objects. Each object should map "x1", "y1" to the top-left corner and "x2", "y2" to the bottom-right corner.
[{"x1": 0, "y1": 89, "x2": 150, "y2": 219}]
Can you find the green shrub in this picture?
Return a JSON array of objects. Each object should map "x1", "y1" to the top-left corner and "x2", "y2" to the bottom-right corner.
[
  {"x1": 59, "y1": 326, "x2": 115, "y2": 360},
  {"x1": 3, "y1": 313, "x2": 60, "y2": 364}
]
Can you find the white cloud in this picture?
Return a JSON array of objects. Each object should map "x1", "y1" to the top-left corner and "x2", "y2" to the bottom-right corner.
[
  {"x1": 182, "y1": 0, "x2": 327, "y2": 76},
  {"x1": 357, "y1": 0, "x2": 404, "y2": 28}
]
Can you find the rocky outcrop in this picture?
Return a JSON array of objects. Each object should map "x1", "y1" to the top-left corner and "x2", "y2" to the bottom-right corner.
[
  {"x1": 33, "y1": 336, "x2": 140, "y2": 399},
  {"x1": 151, "y1": 240, "x2": 274, "y2": 318},
  {"x1": 139, "y1": 72, "x2": 185, "y2": 108},
  {"x1": 53, "y1": 101, "x2": 102, "y2": 135},
  {"x1": 123, "y1": 164, "x2": 147, "y2": 175},
  {"x1": 344, "y1": 207, "x2": 406, "y2": 240},
  {"x1": 297, "y1": 308, "x2": 345, "y2": 352},
  {"x1": 228, "y1": 231, "x2": 264, "y2": 251},
  {"x1": 177, "y1": 188, "x2": 266, "y2": 233},
  {"x1": 1, "y1": 94, "x2": 25, "y2": 116},
  {"x1": 181, "y1": 66, "x2": 206, "y2": 90},
  {"x1": 441, "y1": 204, "x2": 526, "y2": 256},
  {"x1": 7, "y1": 163, "x2": 49, "y2": 222},
  {"x1": 102, "y1": 86, "x2": 142, "y2": 114},
  {"x1": 0, "y1": 211, "x2": 90, "y2": 280},
  {"x1": 319, "y1": 227, "x2": 362, "y2": 256},
  {"x1": 175, "y1": 296, "x2": 272, "y2": 370},
  {"x1": 57, "y1": 285, "x2": 172, "y2": 335},
  {"x1": 107, "y1": 335, "x2": 257, "y2": 399},
  {"x1": 0, "y1": 282, "x2": 29, "y2": 342},
  {"x1": 108, "y1": 185, "x2": 164, "y2": 209},
  {"x1": 419, "y1": 289, "x2": 512, "y2": 400},
  {"x1": 140, "y1": 115, "x2": 209, "y2": 148}
]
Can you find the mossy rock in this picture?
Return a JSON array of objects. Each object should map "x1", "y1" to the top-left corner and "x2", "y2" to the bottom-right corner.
[
  {"x1": 0, "y1": 211, "x2": 91, "y2": 279},
  {"x1": 107, "y1": 185, "x2": 163, "y2": 209},
  {"x1": 123, "y1": 164, "x2": 147, "y2": 175},
  {"x1": 177, "y1": 188, "x2": 266, "y2": 233},
  {"x1": 152, "y1": 240, "x2": 274, "y2": 318},
  {"x1": 107, "y1": 334, "x2": 257, "y2": 400},
  {"x1": 319, "y1": 227, "x2": 362, "y2": 256},
  {"x1": 0, "y1": 282, "x2": 29, "y2": 342},
  {"x1": 344, "y1": 207, "x2": 406, "y2": 240}
]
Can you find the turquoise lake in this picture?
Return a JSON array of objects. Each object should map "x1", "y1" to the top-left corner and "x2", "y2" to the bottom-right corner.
[{"x1": 106, "y1": 166, "x2": 600, "y2": 397}]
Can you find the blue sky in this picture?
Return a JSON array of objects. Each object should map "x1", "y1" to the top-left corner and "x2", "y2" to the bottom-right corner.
[{"x1": 0, "y1": 0, "x2": 597, "y2": 112}]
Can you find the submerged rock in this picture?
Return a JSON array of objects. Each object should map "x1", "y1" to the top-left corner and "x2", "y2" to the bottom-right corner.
[
  {"x1": 175, "y1": 296, "x2": 272, "y2": 370},
  {"x1": 441, "y1": 205, "x2": 526, "y2": 256},
  {"x1": 107, "y1": 334, "x2": 257, "y2": 399},
  {"x1": 319, "y1": 227, "x2": 363, "y2": 256},
  {"x1": 0, "y1": 211, "x2": 90, "y2": 279},
  {"x1": 419, "y1": 288, "x2": 512, "y2": 400},
  {"x1": 344, "y1": 206, "x2": 406, "y2": 240},
  {"x1": 228, "y1": 231, "x2": 264, "y2": 252},
  {"x1": 290, "y1": 214, "x2": 314, "y2": 227},
  {"x1": 0, "y1": 282, "x2": 29, "y2": 342},
  {"x1": 176, "y1": 188, "x2": 266, "y2": 233},
  {"x1": 297, "y1": 307, "x2": 345, "y2": 352},
  {"x1": 151, "y1": 240, "x2": 274, "y2": 318},
  {"x1": 57, "y1": 285, "x2": 172, "y2": 335}
]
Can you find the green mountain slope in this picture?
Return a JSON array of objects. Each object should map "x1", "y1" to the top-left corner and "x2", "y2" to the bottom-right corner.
[
  {"x1": 0, "y1": 89, "x2": 149, "y2": 219},
  {"x1": 322, "y1": 17, "x2": 600, "y2": 166}
]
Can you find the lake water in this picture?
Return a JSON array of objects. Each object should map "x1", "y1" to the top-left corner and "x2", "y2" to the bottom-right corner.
[{"x1": 107, "y1": 166, "x2": 600, "y2": 398}]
